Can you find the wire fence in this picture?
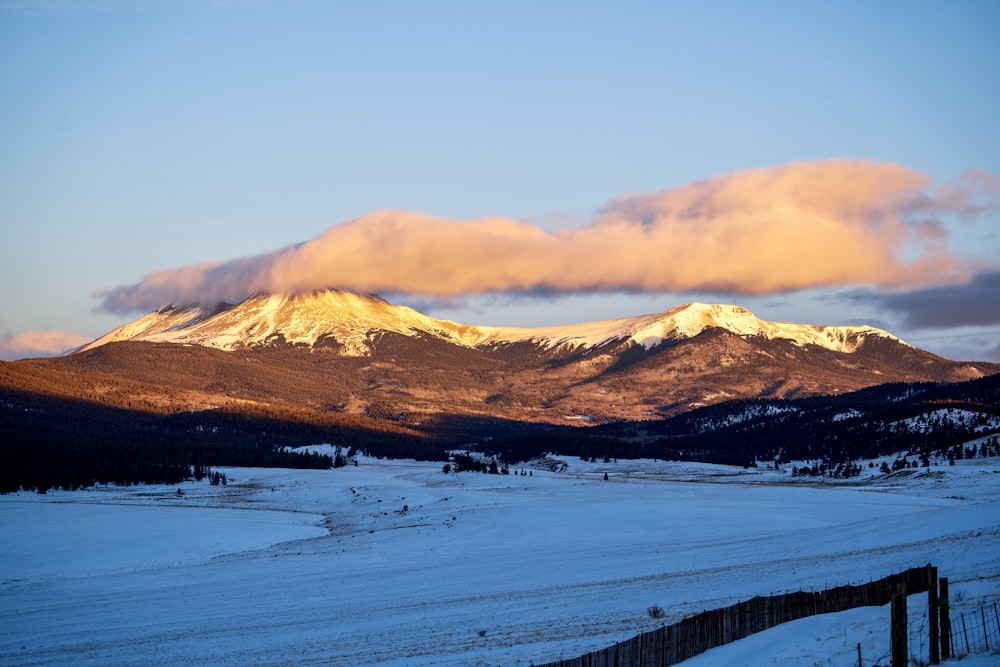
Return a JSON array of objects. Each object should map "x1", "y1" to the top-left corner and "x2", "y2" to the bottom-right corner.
[
  {"x1": 949, "y1": 600, "x2": 1000, "y2": 658},
  {"x1": 900, "y1": 597, "x2": 1000, "y2": 665}
]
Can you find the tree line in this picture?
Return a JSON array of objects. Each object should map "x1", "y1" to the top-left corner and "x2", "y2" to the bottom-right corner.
[
  {"x1": 4, "y1": 359, "x2": 997, "y2": 493},
  {"x1": 0, "y1": 386, "x2": 445, "y2": 494},
  {"x1": 477, "y1": 375, "x2": 1000, "y2": 468}
]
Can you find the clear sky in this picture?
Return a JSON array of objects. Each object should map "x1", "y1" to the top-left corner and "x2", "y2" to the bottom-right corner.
[{"x1": 2, "y1": 0, "x2": 998, "y2": 362}]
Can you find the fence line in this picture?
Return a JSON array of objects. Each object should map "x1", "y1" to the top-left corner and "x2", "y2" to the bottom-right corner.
[
  {"x1": 533, "y1": 565, "x2": 933, "y2": 667},
  {"x1": 949, "y1": 600, "x2": 1000, "y2": 658}
]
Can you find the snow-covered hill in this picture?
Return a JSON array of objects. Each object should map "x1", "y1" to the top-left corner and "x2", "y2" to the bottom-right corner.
[
  {"x1": 81, "y1": 290, "x2": 904, "y2": 356},
  {"x1": 4, "y1": 455, "x2": 999, "y2": 666},
  {"x1": 464, "y1": 301, "x2": 905, "y2": 353},
  {"x1": 54, "y1": 290, "x2": 996, "y2": 425}
]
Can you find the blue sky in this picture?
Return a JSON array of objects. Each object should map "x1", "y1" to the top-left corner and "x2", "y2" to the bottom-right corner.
[{"x1": 1, "y1": 0, "x2": 998, "y2": 361}]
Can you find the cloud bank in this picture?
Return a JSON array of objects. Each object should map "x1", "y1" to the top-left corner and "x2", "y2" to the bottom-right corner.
[
  {"x1": 99, "y1": 160, "x2": 998, "y2": 314},
  {"x1": 0, "y1": 330, "x2": 91, "y2": 361},
  {"x1": 859, "y1": 270, "x2": 1000, "y2": 329}
]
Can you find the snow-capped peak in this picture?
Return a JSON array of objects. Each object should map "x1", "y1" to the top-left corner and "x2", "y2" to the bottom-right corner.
[
  {"x1": 451, "y1": 302, "x2": 904, "y2": 354},
  {"x1": 627, "y1": 303, "x2": 905, "y2": 353},
  {"x1": 79, "y1": 291, "x2": 906, "y2": 356},
  {"x1": 84, "y1": 291, "x2": 466, "y2": 356},
  {"x1": 80, "y1": 304, "x2": 217, "y2": 352}
]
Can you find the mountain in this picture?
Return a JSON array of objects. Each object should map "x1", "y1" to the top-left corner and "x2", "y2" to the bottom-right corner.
[
  {"x1": 58, "y1": 290, "x2": 997, "y2": 424},
  {"x1": 81, "y1": 290, "x2": 909, "y2": 357},
  {"x1": 4, "y1": 289, "x2": 999, "y2": 491},
  {"x1": 81, "y1": 292, "x2": 455, "y2": 356}
]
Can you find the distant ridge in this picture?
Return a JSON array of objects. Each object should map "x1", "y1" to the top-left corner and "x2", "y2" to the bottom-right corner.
[
  {"x1": 81, "y1": 289, "x2": 908, "y2": 357},
  {"x1": 6, "y1": 293, "x2": 998, "y2": 496},
  {"x1": 8, "y1": 288, "x2": 987, "y2": 426}
]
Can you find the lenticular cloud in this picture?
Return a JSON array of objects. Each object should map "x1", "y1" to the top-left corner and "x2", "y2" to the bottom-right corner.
[{"x1": 99, "y1": 160, "x2": 995, "y2": 313}]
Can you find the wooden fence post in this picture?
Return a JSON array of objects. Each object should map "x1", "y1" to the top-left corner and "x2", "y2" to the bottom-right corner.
[
  {"x1": 928, "y1": 566, "x2": 939, "y2": 664},
  {"x1": 939, "y1": 578, "x2": 951, "y2": 659},
  {"x1": 960, "y1": 613, "x2": 970, "y2": 654},
  {"x1": 891, "y1": 583, "x2": 908, "y2": 667}
]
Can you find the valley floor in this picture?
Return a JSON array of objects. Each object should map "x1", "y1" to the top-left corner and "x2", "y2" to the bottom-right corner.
[{"x1": 2, "y1": 455, "x2": 999, "y2": 666}]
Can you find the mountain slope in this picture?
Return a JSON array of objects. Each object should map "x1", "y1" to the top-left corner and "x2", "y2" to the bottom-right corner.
[
  {"x1": 484, "y1": 372, "x2": 1000, "y2": 468},
  {"x1": 82, "y1": 290, "x2": 910, "y2": 357},
  {"x1": 44, "y1": 290, "x2": 995, "y2": 425},
  {"x1": 81, "y1": 292, "x2": 463, "y2": 356},
  {"x1": 5, "y1": 291, "x2": 999, "y2": 493}
]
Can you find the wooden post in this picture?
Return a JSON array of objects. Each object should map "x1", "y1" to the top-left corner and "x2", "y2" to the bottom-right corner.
[
  {"x1": 891, "y1": 583, "x2": 908, "y2": 667},
  {"x1": 982, "y1": 607, "x2": 990, "y2": 651},
  {"x1": 939, "y1": 577, "x2": 951, "y2": 659},
  {"x1": 961, "y1": 613, "x2": 970, "y2": 654},
  {"x1": 857, "y1": 641, "x2": 863, "y2": 667},
  {"x1": 928, "y1": 566, "x2": 939, "y2": 664}
]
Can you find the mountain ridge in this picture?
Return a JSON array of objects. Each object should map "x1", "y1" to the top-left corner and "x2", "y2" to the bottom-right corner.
[
  {"x1": 37, "y1": 289, "x2": 993, "y2": 425},
  {"x1": 81, "y1": 289, "x2": 911, "y2": 358},
  {"x1": 5, "y1": 290, "x2": 999, "y2": 492}
]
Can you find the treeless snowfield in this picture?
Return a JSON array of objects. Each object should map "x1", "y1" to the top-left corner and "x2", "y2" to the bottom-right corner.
[{"x1": 2, "y1": 454, "x2": 999, "y2": 666}]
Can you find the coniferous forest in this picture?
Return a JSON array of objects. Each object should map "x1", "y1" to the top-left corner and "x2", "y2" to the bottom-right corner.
[
  {"x1": 478, "y1": 373, "x2": 1000, "y2": 470},
  {"x1": 0, "y1": 383, "x2": 444, "y2": 494},
  {"x1": 3, "y1": 352, "x2": 998, "y2": 493}
]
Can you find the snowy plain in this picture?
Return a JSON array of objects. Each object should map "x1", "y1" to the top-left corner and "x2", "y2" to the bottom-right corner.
[{"x1": 2, "y1": 453, "x2": 999, "y2": 667}]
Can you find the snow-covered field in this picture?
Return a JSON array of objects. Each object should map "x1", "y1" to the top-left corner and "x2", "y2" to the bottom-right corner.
[{"x1": 2, "y1": 454, "x2": 999, "y2": 666}]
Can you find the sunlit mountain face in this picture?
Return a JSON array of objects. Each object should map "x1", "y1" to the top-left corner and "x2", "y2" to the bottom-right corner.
[{"x1": 53, "y1": 289, "x2": 997, "y2": 425}]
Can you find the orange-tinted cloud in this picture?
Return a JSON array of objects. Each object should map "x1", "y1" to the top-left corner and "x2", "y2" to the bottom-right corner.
[
  {"x1": 0, "y1": 330, "x2": 91, "y2": 361},
  {"x1": 99, "y1": 160, "x2": 996, "y2": 313}
]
